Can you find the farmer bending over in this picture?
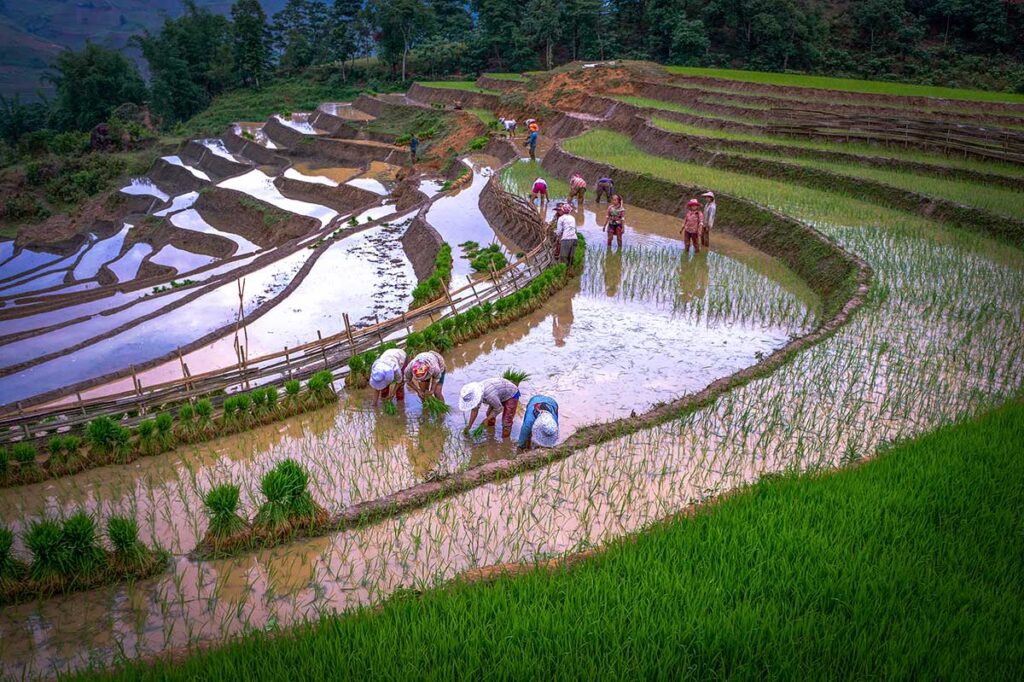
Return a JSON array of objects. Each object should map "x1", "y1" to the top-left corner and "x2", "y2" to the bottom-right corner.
[
  {"x1": 517, "y1": 395, "x2": 559, "y2": 449},
  {"x1": 460, "y1": 377, "x2": 520, "y2": 438},
  {"x1": 595, "y1": 176, "x2": 614, "y2": 204},
  {"x1": 701, "y1": 191, "x2": 716, "y2": 248},
  {"x1": 681, "y1": 198, "x2": 704, "y2": 254},
  {"x1": 531, "y1": 176, "x2": 548, "y2": 208},
  {"x1": 569, "y1": 173, "x2": 587, "y2": 206},
  {"x1": 369, "y1": 348, "x2": 407, "y2": 407},
  {"x1": 404, "y1": 350, "x2": 446, "y2": 402}
]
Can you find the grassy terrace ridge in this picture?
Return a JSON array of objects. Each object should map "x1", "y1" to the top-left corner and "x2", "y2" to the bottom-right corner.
[
  {"x1": 482, "y1": 72, "x2": 526, "y2": 81},
  {"x1": 612, "y1": 94, "x2": 762, "y2": 125},
  {"x1": 650, "y1": 116, "x2": 1024, "y2": 180},
  {"x1": 81, "y1": 400, "x2": 1024, "y2": 680},
  {"x1": 415, "y1": 81, "x2": 502, "y2": 96},
  {"x1": 664, "y1": 65, "x2": 1024, "y2": 103}
]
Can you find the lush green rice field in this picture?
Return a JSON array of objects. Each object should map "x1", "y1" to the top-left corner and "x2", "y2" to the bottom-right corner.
[
  {"x1": 416, "y1": 81, "x2": 501, "y2": 96},
  {"x1": 81, "y1": 400, "x2": 1024, "y2": 680},
  {"x1": 664, "y1": 66, "x2": 1024, "y2": 104}
]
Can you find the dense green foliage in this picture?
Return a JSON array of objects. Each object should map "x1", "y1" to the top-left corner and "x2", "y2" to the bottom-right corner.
[
  {"x1": 410, "y1": 243, "x2": 454, "y2": 307},
  {"x1": 84, "y1": 399, "x2": 1024, "y2": 680}
]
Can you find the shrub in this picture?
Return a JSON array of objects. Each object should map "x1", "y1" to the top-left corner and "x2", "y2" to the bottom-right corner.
[
  {"x1": 468, "y1": 135, "x2": 489, "y2": 150},
  {"x1": 203, "y1": 484, "x2": 247, "y2": 539},
  {"x1": 25, "y1": 519, "x2": 64, "y2": 580},
  {"x1": 60, "y1": 512, "x2": 106, "y2": 575},
  {"x1": 107, "y1": 516, "x2": 146, "y2": 566}
]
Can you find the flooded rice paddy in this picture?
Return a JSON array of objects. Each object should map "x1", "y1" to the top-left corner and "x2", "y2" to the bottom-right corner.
[{"x1": 0, "y1": 161, "x2": 823, "y2": 675}]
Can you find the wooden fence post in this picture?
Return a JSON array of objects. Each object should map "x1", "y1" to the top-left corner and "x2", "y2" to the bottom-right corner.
[
  {"x1": 373, "y1": 314, "x2": 386, "y2": 345},
  {"x1": 316, "y1": 330, "x2": 329, "y2": 368},
  {"x1": 441, "y1": 282, "x2": 459, "y2": 318},
  {"x1": 343, "y1": 313, "x2": 356, "y2": 355}
]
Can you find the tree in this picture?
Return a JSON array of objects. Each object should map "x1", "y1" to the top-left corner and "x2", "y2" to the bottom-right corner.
[
  {"x1": 133, "y1": 1, "x2": 232, "y2": 125},
  {"x1": 44, "y1": 43, "x2": 146, "y2": 132},
  {"x1": 365, "y1": 0, "x2": 435, "y2": 80},
  {"x1": 0, "y1": 95, "x2": 50, "y2": 145},
  {"x1": 232, "y1": 0, "x2": 272, "y2": 88}
]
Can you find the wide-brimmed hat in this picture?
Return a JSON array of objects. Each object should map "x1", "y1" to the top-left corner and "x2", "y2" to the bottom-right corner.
[
  {"x1": 459, "y1": 382, "x2": 483, "y2": 412},
  {"x1": 701, "y1": 191, "x2": 715, "y2": 199},
  {"x1": 369, "y1": 368, "x2": 395, "y2": 391},
  {"x1": 531, "y1": 412, "x2": 558, "y2": 448}
]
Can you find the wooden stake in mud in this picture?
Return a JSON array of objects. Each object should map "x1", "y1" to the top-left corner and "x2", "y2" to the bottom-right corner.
[
  {"x1": 401, "y1": 313, "x2": 412, "y2": 336},
  {"x1": 343, "y1": 313, "x2": 356, "y2": 354},
  {"x1": 130, "y1": 365, "x2": 142, "y2": 396},
  {"x1": 76, "y1": 392, "x2": 86, "y2": 416},
  {"x1": 284, "y1": 346, "x2": 291, "y2": 378},
  {"x1": 316, "y1": 330, "x2": 329, "y2": 368},
  {"x1": 467, "y1": 275, "x2": 482, "y2": 304},
  {"x1": 441, "y1": 282, "x2": 459, "y2": 318},
  {"x1": 373, "y1": 314, "x2": 386, "y2": 345},
  {"x1": 488, "y1": 261, "x2": 502, "y2": 296}
]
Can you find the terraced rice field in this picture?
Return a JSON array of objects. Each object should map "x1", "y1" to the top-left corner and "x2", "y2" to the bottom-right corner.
[{"x1": 1, "y1": 64, "x2": 1022, "y2": 678}]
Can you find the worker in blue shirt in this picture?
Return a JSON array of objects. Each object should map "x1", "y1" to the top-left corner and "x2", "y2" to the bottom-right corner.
[
  {"x1": 527, "y1": 129, "x2": 539, "y2": 160},
  {"x1": 517, "y1": 395, "x2": 559, "y2": 449}
]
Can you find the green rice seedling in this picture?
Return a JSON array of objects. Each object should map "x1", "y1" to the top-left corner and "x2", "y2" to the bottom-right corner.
[
  {"x1": 0, "y1": 526, "x2": 21, "y2": 587},
  {"x1": 276, "y1": 459, "x2": 317, "y2": 519},
  {"x1": 25, "y1": 518, "x2": 64, "y2": 581},
  {"x1": 195, "y1": 398, "x2": 214, "y2": 433},
  {"x1": 176, "y1": 403, "x2": 198, "y2": 441},
  {"x1": 153, "y1": 412, "x2": 175, "y2": 451},
  {"x1": 470, "y1": 425, "x2": 486, "y2": 439},
  {"x1": 263, "y1": 387, "x2": 279, "y2": 412},
  {"x1": 234, "y1": 393, "x2": 253, "y2": 425},
  {"x1": 47, "y1": 436, "x2": 64, "y2": 460},
  {"x1": 251, "y1": 388, "x2": 270, "y2": 419},
  {"x1": 283, "y1": 380, "x2": 301, "y2": 413},
  {"x1": 306, "y1": 370, "x2": 337, "y2": 405},
  {"x1": 382, "y1": 400, "x2": 399, "y2": 416},
  {"x1": 86, "y1": 416, "x2": 120, "y2": 455},
  {"x1": 12, "y1": 443, "x2": 36, "y2": 470},
  {"x1": 60, "y1": 512, "x2": 106, "y2": 576},
  {"x1": 107, "y1": 516, "x2": 147, "y2": 567},
  {"x1": 502, "y1": 368, "x2": 531, "y2": 385},
  {"x1": 203, "y1": 484, "x2": 247, "y2": 539},
  {"x1": 422, "y1": 396, "x2": 450, "y2": 418},
  {"x1": 255, "y1": 468, "x2": 293, "y2": 530},
  {"x1": 136, "y1": 419, "x2": 158, "y2": 455},
  {"x1": 222, "y1": 396, "x2": 240, "y2": 427}
]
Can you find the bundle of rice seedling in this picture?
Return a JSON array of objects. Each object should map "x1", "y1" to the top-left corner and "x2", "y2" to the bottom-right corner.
[
  {"x1": 382, "y1": 399, "x2": 399, "y2": 416},
  {"x1": 203, "y1": 484, "x2": 248, "y2": 540},
  {"x1": 502, "y1": 368, "x2": 531, "y2": 385},
  {"x1": 60, "y1": 512, "x2": 107, "y2": 577},
  {"x1": 106, "y1": 516, "x2": 147, "y2": 568},
  {"x1": 422, "y1": 396, "x2": 450, "y2": 418}
]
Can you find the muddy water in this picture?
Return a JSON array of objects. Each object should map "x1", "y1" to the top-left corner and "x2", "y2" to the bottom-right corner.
[
  {"x1": 319, "y1": 102, "x2": 375, "y2": 121},
  {"x1": 0, "y1": 182, "x2": 820, "y2": 677},
  {"x1": 288, "y1": 163, "x2": 362, "y2": 185}
]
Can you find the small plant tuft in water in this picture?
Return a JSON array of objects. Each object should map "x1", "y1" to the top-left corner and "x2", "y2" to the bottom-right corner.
[
  {"x1": 25, "y1": 518, "x2": 64, "y2": 581},
  {"x1": 107, "y1": 516, "x2": 146, "y2": 567},
  {"x1": 60, "y1": 512, "x2": 106, "y2": 576},
  {"x1": 204, "y1": 484, "x2": 247, "y2": 539}
]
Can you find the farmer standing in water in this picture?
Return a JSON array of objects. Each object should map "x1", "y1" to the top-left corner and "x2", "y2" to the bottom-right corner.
[
  {"x1": 409, "y1": 133, "x2": 419, "y2": 164},
  {"x1": 701, "y1": 191, "x2": 716, "y2": 248},
  {"x1": 556, "y1": 202, "x2": 579, "y2": 268},
  {"x1": 681, "y1": 198, "x2": 704, "y2": 254},
  {"x1": 527, "y1": 127, "x2": 539, "y2": 160},
  {"x1": 604, "y1": 194, "x2": 626, "y2": 248}
]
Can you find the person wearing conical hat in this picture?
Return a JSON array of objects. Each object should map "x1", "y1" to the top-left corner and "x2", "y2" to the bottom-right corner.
[
  {"x1": 369, "y1": 347, "x2": 407, "y2": 407},
  {"x1": 459, "y1": 377, "x2": 520, "y2": 438},
  {"x1": 404, "y1": 350, "x2": 446, "y2": 402},
  {"x1": 517, "y1": 395, "x2": 559, "y2": 449},
  {"x1": 700, "y1": 191, "x2": 716, "y2": 248}
]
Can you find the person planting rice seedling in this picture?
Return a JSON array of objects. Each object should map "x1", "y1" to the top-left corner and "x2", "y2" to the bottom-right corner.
[
  {"x1": 531, "y1": 176, "x2": 548, "y2": 207},
  {"x1": 459, "y1": 377, "x2": 521, "y2": 439},
  {"x1": 555, "y1": 202, "x2": 579, "y2": 268},
  {"x1": 681, "y1": 198, "x2": 705, "y2": 254},
  {"x1": 404, "y1": 351, "x2": 447, "y2": 403},
  {"x1": 701, "y1": 191, "x2": 716, "y2": 248},
  {"x1": 569, "y1": 172, "x2": 587, "y2": 205},
  {"x1": 604, "y1": 194, "x2": 626, "y2": 248},
  {"x1": 517, "y1": 395, "x2": 559, "y2": 449},
  {"x1": 369, "y1": 348, "x2": 408, "y2": 407},
  {"x1": 595, "y1": 176, "x2": 615, "y2": 204}
]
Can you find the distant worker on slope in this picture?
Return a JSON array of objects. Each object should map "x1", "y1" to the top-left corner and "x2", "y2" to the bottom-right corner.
[
  {"x1": 595, "y1": 176, "x2": 614, "y2": 204},
  {"x1": 369, "y1": 347, "x2": 407, "y2": 407},
  {"x1": 681, "y1": 198, "x2": 704, "y2": 254},
  {"x1": 460, "y1": 377, "x2": 521, "y2": 438},
  {"x1": 503, "y1": 116, "x2": 517, "y2": 139},
  {"x1": 604, "y1": 194, "x2": 626, "y2": 248},
  {"x1": 517, "y1": 394, "x2": 559, "y2": 449},
  {"x1": 531, "y1": 176, "x2": 548, "y2": 208},
  {"x1": 701, "y1": 191, "x2": 716, "y2": 248},
  {"x1": 404, "y1": 350, "x2": 446, "y2": 402},
  {"x1": 527, "y1": 127, "x2": 539, "y2": 160},
  {"x1": 569, "y1": 173, "x2": 587, "y2": 206},
  {"x1": 409, "y1": 133, "x2": 419, "y2": 164}
]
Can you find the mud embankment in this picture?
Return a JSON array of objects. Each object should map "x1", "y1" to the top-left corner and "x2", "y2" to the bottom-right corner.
[
  {"x1": 407, "y1": 83, "x2": 502, "y2": 110},
  {"x1": 180, "y1": 141, "x2": 251, "y2": 182},
  {"x1": 475, "y1": 76, "x2": 524, "y2": 93},
  {"x1": 262, "y1": 116, "x2": 311, "y2": 149},
  {"x1": 148, "y1": 158, "x2": 209, "y2": 196},
  {"x1": 126, "y1": 214, "x2": 237, "y2": 260},
  {"x1": 401, "y1": 211, "x2": 444, "y2": 280},
  {"x1": 627, "y1": 120, "x2": 1024, "y2": 248},
  {"x1": 273, "y1": 176, "x2": 379, "y2": 215},
  {"x1": 286, "y1": 137, "x2": 404, "y2": 166},
  {"x1": 14, "y1": 192, "x2": 153, "y2": 251},
  {"x1": 194, "y1": 187, "x2": 320, "y2": 248},
  {"x1": 222, "y1": 131, "x2": 290, "y2": 168},
  {"x1": 478, "y1": 175, "x2": 546, "y2": 252}
]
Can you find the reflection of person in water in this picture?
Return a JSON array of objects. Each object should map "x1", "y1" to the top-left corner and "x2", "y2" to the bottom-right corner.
[
  {"x1": 678, "y1": 249, "x2": 710, "y2": 303},
  {"x1": 552, "y1": 297, "x2": 575, "y2": 347},
  {"x1": 604, "y1": 248, "x2": 623, "y2": 298}
]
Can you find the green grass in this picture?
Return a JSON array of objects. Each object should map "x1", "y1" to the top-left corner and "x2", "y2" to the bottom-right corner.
[
  {"x1": 500, "y1": 159, "x2": 569, "y2": 198},
  {"x1": 83, "y1": 400, "x2": 1024, "y2": 680},
  {"x1": 416, "y1": 81, "x2": 502, "y2": 96},
  {"x1": 611, "y1": 94, "x2": 762, "y2": 125},
  {"x1": 483, "y1": 73, "x2": 526, "y2": 81},
  {"x1": 651, "y1": 116, "x2": 1024, "y2": 179},
  {"x1": 468, "y1": 108, "x2": 498, "y2": 126},
  {"x1": 664, "y1": 65, "x2": 1024, "y2": 103},
  {"x1": 738, "y1": 150, "x2": 1024, "y2": 220}
]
